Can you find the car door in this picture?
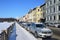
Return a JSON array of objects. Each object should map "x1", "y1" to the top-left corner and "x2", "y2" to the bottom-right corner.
[{"x1": 30, "y1": 24, "x2": 36, "y2": 33}]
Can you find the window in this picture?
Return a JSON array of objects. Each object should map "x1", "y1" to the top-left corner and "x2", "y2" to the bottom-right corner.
[
  {"x1": 50, "y1": 8, "x2": 51, "y2": 13},
  {"x1": 47, "y1": 17, "x2": 49, "y2": 21},
  {"x1": 38, "y1": 9, "x2": 40, "y2": 11},
  {"x1": 47, "y1": 10, "x2": 48, "y2": 14},
  {"x1": 53, "y1": 7, "x2": 55, "y2": 12},
  {"x1": 50, "y1": 7, "x2": 53, "y2": 13},
  {"x1": 27, "y1": 24, "x2": 30, "y2": 26},
  {"x1": 50, "y1": 16, "x2": 52, "y2": 20},
  {"x1": 54, "y1": 16, "x2": 55, "y2": 20},
  {"x1": 36, "y1": 24, "x2": 46, "y2": 28},
  {"x1": 43, "y1": 7, "x2": 45, "y2": 10},
  {"x1": 50, "y1": 0, "x2": 52, "y2": 5},
  {"x1": 47, "y1": 2, "x2": 49, "y2": 6},
  {"x1": 54, "y1": 0, "x2": 56, "y2": 3},
  {"x1": 59, "y1": 15, "x2": 60, "y2": 20},
  {"x1": 59, "y1": 6, "x2": 60, "y2": 11}
]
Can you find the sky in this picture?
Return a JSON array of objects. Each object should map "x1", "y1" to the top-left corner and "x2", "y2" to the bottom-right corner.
[{"x1": 0, "y1": 0, "x2": 45, "y2": 18}]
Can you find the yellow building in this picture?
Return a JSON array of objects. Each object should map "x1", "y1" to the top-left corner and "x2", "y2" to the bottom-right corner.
[
  {"x1": 27, "y1": 9, "x2": 36, "y2": 22},
  {"x1": 25, "y1": 6, "x2": 44, "y2": 23},
  {"x1": 35, "y1": 6, "x2": 43, "y2": 23},
  {"x1": 27, "y1": 10, "x2": 33, "y2": 22},
  {"x1": 31, "y1": 6, "x2": 44, "y2": 23},
  {"x1": 22, "y1": 4, "x2": 45, "y2": 23}
]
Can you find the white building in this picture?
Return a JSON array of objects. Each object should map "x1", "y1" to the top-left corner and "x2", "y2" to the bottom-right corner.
[{"x1": 45, "y1": 0, "x2": 60, "y2": 25}]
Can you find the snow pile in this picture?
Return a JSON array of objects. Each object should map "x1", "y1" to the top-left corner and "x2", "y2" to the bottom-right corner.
[
  {"x1": 0, "y1": 22, "x2": 14, "y2": 33},
  {"x1": 16, "y1": 23, "x2": 37, "y2": 40}
]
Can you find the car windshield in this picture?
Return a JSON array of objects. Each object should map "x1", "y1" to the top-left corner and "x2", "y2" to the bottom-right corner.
[
  {"x1": 27, "y1": 24, "x2": 30, "y2": 26},
  {"x1": 36, "y1": 24, "x2": 46, "y2": 28}
]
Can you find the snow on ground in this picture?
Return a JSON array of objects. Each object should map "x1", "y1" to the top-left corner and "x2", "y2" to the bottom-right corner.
[
  {"x1": 16, "y1": 22, "x2": 37, "y2": 40},
  {"x1": 0, "y1": 22, "x2": 14, "y2": 33}
]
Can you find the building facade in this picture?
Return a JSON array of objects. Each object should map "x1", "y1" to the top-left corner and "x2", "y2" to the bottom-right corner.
[
  {"x1": 35, "y1": 6, "x2": 44, "y2": 23},
  {"x1": 25, "y1": 9, "x2": 36, "y2": 22},
  {"x1": 40, "y1": 3, "x2": 46, "y2": 18},
  {"x1": 19, "y1": 4, "x2": 46, "y2": 23},
  {"x1": 26, "y1": 6, "x2": 44, "y2": 23},
  {"x1": 45, "y1": 0, "x2": 60, "y2": 24},
  {"x1": 27, "y1": 10, "x2": 33, "y2": 22}
]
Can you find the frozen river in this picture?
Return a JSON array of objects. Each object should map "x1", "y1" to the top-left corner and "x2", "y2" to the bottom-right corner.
[{"x1": 8, "y1": 24, "x2": 16, "y2": 40}]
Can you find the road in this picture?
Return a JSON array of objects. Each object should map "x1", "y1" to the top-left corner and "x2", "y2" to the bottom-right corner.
[
  {"x1": 37, "y1": 27, "x2": 60, "y2": 40},
  {"x1": 49, "y1": 27, "x2": 60, "y2": 40}
]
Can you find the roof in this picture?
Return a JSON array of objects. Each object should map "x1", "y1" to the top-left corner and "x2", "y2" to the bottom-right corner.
[
  {"x1": 0, "y1": 22, "x2": 14, "y2": 34},
  {"x1": 40, "y1": 3, "x2": 46, "y2": 7}
]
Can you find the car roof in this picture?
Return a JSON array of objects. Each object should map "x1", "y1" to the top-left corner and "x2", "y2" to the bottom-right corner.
[{"x1": 35, "y1": 23, "x2": 44, "y2": 24}]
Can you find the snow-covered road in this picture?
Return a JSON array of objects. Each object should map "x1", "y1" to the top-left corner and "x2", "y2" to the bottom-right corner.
[{"x1": 16, "y1": 23, "x2": 38, "y2": 40}]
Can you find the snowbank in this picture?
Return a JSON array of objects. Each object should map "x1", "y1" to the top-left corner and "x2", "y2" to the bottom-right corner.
[{"x1": 0, "y1": 22, "x2": 14, "y2": 33}]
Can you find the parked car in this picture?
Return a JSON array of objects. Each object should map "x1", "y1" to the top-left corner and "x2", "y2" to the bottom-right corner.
[
  {"x1": 55, "y1": 24, "x2": 60, "y2": 28},
  {"x1": 25, "y1": 22, "x2": 35, "y2": 31},
  {"x1": 21, "y1": 22, "x2": 27, "y2": 28},
  {"x1": 28, "y1": 23, "x2": 36, "y2": 32},
  {"x1": 26, "y1": 23, "x2": 31, "y2": 31},
  {"x1": 29, "y1": 23, "x2": 53, "y2": 38},
  {"x1": 46, "y1": 23, "x2": 55, "y2": 27}
]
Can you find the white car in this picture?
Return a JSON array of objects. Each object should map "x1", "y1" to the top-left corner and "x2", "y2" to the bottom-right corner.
[
  {"x1": 29, "y1": 23, "x2": 53, "y2": 38},
  {"x1": 55, "y1": 24, "x2": 60, "y2": 28},
  {"x1": 25, "y1": 23, "x2": 31, "y2": 30}
]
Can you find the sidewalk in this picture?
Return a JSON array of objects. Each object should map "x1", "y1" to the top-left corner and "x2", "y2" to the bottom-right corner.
[{"x1": 16, "y1": 23, "x2": 37, "y2": 40}]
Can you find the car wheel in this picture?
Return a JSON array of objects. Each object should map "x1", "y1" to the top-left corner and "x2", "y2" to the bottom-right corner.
[
  {"x1": 58, "y1": 25, "x2": 60, "y2": 28},
  {"x1": 34, "y1": 31, "x2": 38, "y2": 38}
]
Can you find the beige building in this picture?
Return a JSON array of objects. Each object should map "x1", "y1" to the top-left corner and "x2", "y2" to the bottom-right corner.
[
  {"x1": 19, "y1": 4, "x2": 46, "y2": 23},
  {"x1": 19, "y1": 17, "x2": 24, "y2": 22},
  {"x1": 27, "y1": 10, "x2": 33, "y2": 22},
  {"x1": 26, "y1": 6, "x2": 44, "y2": 23},
  {"x1": 35, "y1": 6, "x2": 44, "y2": 23}
]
